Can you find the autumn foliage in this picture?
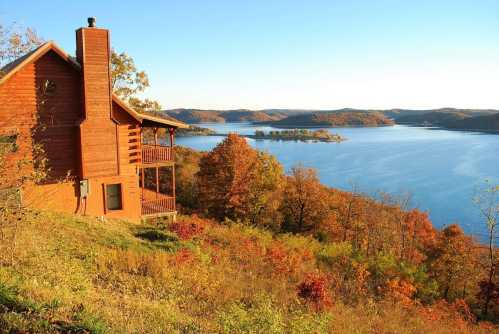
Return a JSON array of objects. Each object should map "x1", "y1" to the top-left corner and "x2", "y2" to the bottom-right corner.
[
  {"x1": 173, "y1": 134, "x2": 499, "y2": 325},
  {"x1": 297, "y1": 272, "x2": 332, "y2": 311}
]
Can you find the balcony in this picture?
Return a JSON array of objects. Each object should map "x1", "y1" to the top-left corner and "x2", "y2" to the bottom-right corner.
[
  {"x1": 141, "y1": 188, "x2": 175, "y2": 217},
  {"x1": 141, "y1": 144, "x2": 173, "y2": 165}
]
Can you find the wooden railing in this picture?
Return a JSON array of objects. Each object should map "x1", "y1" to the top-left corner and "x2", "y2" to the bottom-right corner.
[
  {"x1": 141, "y1": 189, "x2": 175, "y2": 216},
  {"x1": 141, "y1": 144, "x2": 172, "y2": 164}
]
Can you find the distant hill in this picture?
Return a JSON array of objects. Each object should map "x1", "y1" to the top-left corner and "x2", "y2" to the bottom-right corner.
[
  {"x1": 164, "y1": 109, "x2": 226, "y2": 123},
  {"x1": 163, "y1": 109, "x2": 286, "y2": 123},
  {"x1": 396, "y1": 111, "x2": 472, "y2": 125},
  {"x1": 163, "y1": 108, "x2": 499, "y2": 131},
  {"x1": 260, "y1": 110, "x2": 395, "y2": 128},
  {"x1": 446, "y1": 113, "x2": 499, "y2": 131},
  {"x1": 392, "y1": 108, "x2": 497, "y2": 121},
  {"x1": 394, "y1": 109, "x2": 499, "y2": 131}
]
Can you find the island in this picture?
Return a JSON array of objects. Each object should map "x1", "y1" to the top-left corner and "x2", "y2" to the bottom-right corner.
[
  {"x1": 251, "y1": 129, "x2": 344, "y2": 142},
  {"x1": 254, "y1": 111, "x2": 394, "y2": 128}
]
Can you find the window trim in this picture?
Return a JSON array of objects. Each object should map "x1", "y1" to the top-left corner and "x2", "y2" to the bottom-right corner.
[{"x1": 103, "y1": 183, "x2": 124, "y2": 213}]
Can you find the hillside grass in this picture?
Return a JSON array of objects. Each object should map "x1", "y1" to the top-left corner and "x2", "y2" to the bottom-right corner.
[{"x1": 0, "y1": 211, "x2": 496, "y2": 333}]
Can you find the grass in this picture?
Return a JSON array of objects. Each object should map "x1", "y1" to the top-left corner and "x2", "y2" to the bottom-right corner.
[{"x1": 0, "y1": 210, "x2": 496, "y2": 333}]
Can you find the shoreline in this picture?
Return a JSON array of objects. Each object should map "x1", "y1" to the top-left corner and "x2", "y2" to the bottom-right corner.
[{"x1": 396, "y1": 122, "x2": 499, "y2": 135}]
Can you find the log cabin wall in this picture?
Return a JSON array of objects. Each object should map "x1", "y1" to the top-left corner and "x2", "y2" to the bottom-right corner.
[
  {"x1": 76, "y1": 27, "x2": 119, "y2": 178},
  {"x1": 81, "y1": 101, "x2": 143, "y2": 219},
  {"x1": 0, "y1": 50, "x2": 82, "y2": 212}
]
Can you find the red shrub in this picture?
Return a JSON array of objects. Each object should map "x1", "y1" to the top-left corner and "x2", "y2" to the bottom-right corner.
[
  {"x1": 297, "y1": 272, "x2": 332, "y2": 310},
  {"x1": 169, "y1": 216, "x2": 205, "y2": 240}
]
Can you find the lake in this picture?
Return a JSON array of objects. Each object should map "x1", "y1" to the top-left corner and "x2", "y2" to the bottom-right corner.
[{"x1": 176, "y1": 123, "x2": 499, "y2": 240}]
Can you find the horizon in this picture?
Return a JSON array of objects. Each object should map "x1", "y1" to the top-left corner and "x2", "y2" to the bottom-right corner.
[
  {"x1": 2, "y1": 0, "x2": 499, "y2": 110},
  {"x1": 165, "y1": 107, "x2": 499, "y2": 112}
]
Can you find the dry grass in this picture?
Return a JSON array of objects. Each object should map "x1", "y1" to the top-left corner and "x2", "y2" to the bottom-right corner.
[{"x1": 0, "y1": 211, "x2": 496, "y2": 333}]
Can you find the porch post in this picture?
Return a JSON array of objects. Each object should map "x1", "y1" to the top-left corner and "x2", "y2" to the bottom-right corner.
[
  {"x1": 169, "y1": 127, "x2": 176, "y2": 211},
  {"x1": 172, "y1": 164, "x2": 176, "y2": 211},
  {"x1": 140, "y1": 128, "x2": 144, "y2": 213},
  {"x1": 169, "y1": 127, "x2": 174, "y2": 148},
  {"x1": 156, "y1": 166, "x2": 159, "y2": 198},
  {"x1": 141, "y1": 167, "x2": 145, "y2": 213}
]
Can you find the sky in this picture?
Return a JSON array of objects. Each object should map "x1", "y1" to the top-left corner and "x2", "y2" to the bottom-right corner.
[{"x1": 1, "y1": 0, "x2": 498, "y2": 110}]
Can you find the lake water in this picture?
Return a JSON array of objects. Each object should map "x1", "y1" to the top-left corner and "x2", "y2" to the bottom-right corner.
[{"x1": 176, "y1": 123, "x2": 499, "y2": 239}]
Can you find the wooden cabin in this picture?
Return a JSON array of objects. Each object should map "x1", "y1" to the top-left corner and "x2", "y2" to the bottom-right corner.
[{"x1": 0, "y1": 18, "x2": 188, "y2": 221}]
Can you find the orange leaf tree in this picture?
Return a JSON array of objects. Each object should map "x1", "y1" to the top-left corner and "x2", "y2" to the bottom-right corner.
[{"x1": 197, "y1": 134, "x2": 283, "y2": 225}]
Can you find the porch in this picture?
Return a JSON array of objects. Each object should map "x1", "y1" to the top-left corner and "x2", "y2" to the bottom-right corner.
[
  {"x1": 139, "y1": 126, "x2": 176, "y2": 218},
  {"x1": 141, "y1": 144, "x2": 173, "y2": 165},
  {"x1": 141, "y1": 188, "x2": 175, "y2": 217}
]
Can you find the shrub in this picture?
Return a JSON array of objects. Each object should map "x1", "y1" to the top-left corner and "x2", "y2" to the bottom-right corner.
[
  {"x1": 169, "y1": 216, "x2": 206, "y2": 240},
  {"x1": 135, "y1": 228, "x2": 179, "y2": 242},
  {"x1": 0, "y1": 283, "x2": 32, "y2": 313},
  {"x1": 297, "y1": 273, "x2": 332, "y2": 311}
]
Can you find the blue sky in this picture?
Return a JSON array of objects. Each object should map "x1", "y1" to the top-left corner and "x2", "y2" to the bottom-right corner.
[{"x1": 1, "y1": 0, "x2": 498, "y2": 109}]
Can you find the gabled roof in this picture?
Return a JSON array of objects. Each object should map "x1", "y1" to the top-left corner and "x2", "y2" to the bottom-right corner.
[
  {"x1": 0, "y1": 41, "x2": 188, "y2": 129},
  {"x1": 0, "y1": 41, "x2": 81, "y2": 85},
  {"x1": 112, "y1": 94, "x2": 188, "y2": 128}
]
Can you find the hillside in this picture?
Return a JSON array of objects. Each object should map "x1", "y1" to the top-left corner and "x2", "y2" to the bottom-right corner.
[
  {"x1": 395, "y1": 110, "x2": 499, "y2": 131},
  {"x1": 164, "y1": 109, "x2": 286, "y2": 123},
  {"x1": 396, "y1": 111, "x2": 472, "y2": 125},
  {"x1": 0, "y1": 137, "x2": 498, "y2": 332},
  {"x1": 446, "y1": 113, "x2": 499, "y2": 132},
  {"x1": 163, "y1": 108, "x2": 499, "y2": 127},
  {"x1": 0, "y1": 211, "x2": 495, "y2": 333},
  {"x1": 261, "y1": 111, "x2": 395, "y2": 128},
  {"x1": 382, "y1": 108, "x2": 499, "y2": 120}
]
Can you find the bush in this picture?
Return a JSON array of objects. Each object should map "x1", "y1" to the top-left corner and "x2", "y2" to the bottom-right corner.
[
  {"x1": 297, "y1": 273, "x2": 332, "y2": 311},
  {"x1": 169, "y1": 216, "x2": 206, "y2": 240},
  {"x1": 0, "y1": 283, "x2": 32, "y2": 313},
  {"x1": 135, "y1": 228, "x2": 179, "y2": 242}
]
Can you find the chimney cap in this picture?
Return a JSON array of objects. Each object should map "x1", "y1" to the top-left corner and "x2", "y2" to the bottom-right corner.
[{"x1": 87, "y1": 17, "x2": 96, "y2": 28}]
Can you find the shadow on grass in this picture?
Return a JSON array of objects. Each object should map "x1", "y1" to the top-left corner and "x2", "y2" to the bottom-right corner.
[
  {"x1": 0, "y1": 283, "x2": 107, "y2": 334},
  {"x1": 134, "y1": 227, "x2": 183, "y2": 252}
]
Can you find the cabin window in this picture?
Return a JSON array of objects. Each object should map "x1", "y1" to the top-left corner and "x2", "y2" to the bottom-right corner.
[
  {"x1": 105, "y1": 184, "x2": 123, "y2": 211},
  {"x1": 0, "y1": 133, "x2": 18, "y2": 152},
  {"x1": 41, "y1": 79, "x2": 57, "y2": 96}
]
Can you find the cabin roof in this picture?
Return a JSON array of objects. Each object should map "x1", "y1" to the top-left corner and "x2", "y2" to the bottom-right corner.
[
  {"x1": 0, "y1": 42, "x2": 188, "y2": 129},
  {"x1": 112, "y1": 94, "x2": 188, "y2": 128}
]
